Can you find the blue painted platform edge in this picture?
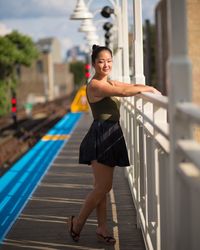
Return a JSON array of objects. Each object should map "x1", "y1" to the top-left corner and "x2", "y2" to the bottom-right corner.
[{"x1": 0, "y1": 112, "x2": 83, "y2": 243}]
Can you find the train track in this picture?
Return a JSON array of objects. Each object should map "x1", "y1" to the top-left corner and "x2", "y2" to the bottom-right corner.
[{"x1": 0, "y1": 96, "x2": 72, "y2": 176}]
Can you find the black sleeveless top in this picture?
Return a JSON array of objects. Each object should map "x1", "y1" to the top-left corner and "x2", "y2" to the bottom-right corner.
[{"x1": 86, "y1": 86, "x2": 120, "y2": 121}]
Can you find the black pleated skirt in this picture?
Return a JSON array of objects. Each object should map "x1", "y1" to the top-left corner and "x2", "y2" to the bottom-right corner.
[{"x1": 79, "y1": 120, "x2": 130, "y2": 167}]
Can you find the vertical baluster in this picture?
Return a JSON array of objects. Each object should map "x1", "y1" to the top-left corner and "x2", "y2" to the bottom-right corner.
[
  {"x1": 167, "y1": 0, "x2": 192, "y2": 248},
  {"x1": 158, "y1": 149, "x2": 170, "y2": 250},
  {"x1": 146, "y1": 135, "x2": 158, "y2": 249},
  {"x1": 135, "y1": 96, "x2": 142, "y2": 227},
  {"x1": 132, "y1": 0, "x2": 145, "y2": 83}
]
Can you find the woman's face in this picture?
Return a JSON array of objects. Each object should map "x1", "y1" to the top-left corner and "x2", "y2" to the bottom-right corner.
[{"x1": 93, "y1": 50, "x2": 112, "y2": 77}]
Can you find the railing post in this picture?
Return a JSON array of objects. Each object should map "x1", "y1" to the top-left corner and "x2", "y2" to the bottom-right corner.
[
  {"x1": 121, "y1": 0, "x2": 130, "y2": 82},
  {"x1": 117, "y1": 8, "x2": 123, "y2": 81},
  {"x1": 132, "y1": 0, "x2": 145, "y2": 84},
  {"x1": 167, "y1": 0, "x2": 192, "y2": 249}
]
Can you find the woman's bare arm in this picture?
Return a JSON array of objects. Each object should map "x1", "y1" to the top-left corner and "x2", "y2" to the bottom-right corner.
[
  {"x1": 109, "y1": 80, "x2": 131, "y2": 87},
  {"x1": 110, "y1": 80, "x2": 156, "y2": 89},
  {"x1": 90, "y1": 79, "x2": 161, "y2": 98}
]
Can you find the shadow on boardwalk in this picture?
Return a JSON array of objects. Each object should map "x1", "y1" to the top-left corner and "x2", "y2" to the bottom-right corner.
[{"x1": 1, "y1": 113, "x2": 145, "y2": 250}]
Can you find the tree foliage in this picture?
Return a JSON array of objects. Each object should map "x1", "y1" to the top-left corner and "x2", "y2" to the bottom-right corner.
[
  {"x1": 143, "y1": 21, "x2": 157, "y2": 88},
  {"x1": 0, "y1": 30, "x2": 39, "y2": 116},
  {"x1": 69, "y1": 61, "x2": 85, "y2": 88}
]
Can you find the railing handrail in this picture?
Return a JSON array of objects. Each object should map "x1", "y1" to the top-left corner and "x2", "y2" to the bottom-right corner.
[
  {"x1": 138, "y1": 93, "x2": 168, "y2": 109},
  {"x1": 177, "y1": 102, "x2": 200, "y2": 125},
  {"x1": 124, "y1": 94, "x2": 200, "y2": 126},
  {"x1": 178, "y1": 139, "x2": 200, "y2": 169},
  {"x1": 121, "y1": 93, "x2": 200, "y2": 250}
]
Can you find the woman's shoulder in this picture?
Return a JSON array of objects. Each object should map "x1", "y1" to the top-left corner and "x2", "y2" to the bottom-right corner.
[
  {"x1": 89, "y1": 78, "x2": 101, "y2": 84},
  {"x1": 88, "y1": 78, "x2": 104, "y2": 91},
  {"x1": 87, "y1": 79, "x2": 96, "y2": 91},
  {"x1": 90, "y1": 78, "x2": 116, "y2": 88},
  {"x1": 108, "y1": 80, "x2": 117, "y2": 86}
]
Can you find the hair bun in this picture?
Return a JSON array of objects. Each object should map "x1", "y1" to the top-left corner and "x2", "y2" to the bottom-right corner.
[{"x1": 92, "y1": 44, "x2": 99, "y2": 51}]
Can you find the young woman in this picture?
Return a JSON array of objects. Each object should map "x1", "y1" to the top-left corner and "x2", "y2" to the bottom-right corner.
[{"x1": 68, "y1": 45, "x2": 161, "y2": 245}]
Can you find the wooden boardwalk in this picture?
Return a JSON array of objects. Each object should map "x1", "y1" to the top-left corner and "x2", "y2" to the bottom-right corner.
[{"x1": 1, "y1": 113, "x2": 145, "y2": 250}]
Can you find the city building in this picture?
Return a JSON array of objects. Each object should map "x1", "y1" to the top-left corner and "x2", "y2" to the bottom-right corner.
[
  {"x1": 155, "y1": 0, "x2": 200, "y2": 139},
  {"x1": 66, "y1": 46, "x2": 87, "y2": 62},
  {"x1": 17, "y1": 37, "x2": 74, "y2": 108},
  {"x1": 155, "y1": 0, "x2": 200, "y2": 104}
]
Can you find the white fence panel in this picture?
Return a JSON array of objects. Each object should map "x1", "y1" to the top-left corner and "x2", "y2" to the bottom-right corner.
[{"x1": 121, "y1": 94, "x2": 200, "y2": 250}]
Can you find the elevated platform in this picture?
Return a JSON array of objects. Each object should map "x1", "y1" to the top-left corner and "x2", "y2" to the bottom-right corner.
[{"x1": 1, "y1": 113, "x2": 145, "y2": 250}]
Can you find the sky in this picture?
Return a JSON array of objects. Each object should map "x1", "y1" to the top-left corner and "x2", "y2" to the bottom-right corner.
[{"x1": 0, "y1": 0, "x2": 159, "y2": 59}]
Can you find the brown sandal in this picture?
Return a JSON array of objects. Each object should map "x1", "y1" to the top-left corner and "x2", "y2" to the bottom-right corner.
[
  {"x1": 96, "y1": 233, "x2": 116, "y2": 245},
  {"x1": 67, "y1": 216, "x2": 80, "y2": 242}
]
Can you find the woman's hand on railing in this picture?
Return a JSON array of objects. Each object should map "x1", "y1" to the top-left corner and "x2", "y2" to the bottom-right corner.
[{"x1": 149, "y1": 86, "x2": 162, "y2": 95}]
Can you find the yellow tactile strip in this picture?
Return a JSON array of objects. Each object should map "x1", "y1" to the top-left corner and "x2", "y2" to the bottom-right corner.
[{"x1": 42, "y1": 134, "x2": 70, "y2": 141}]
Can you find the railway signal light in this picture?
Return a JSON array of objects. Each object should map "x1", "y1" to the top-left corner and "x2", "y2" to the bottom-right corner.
[
  {"x1": 101, "y1": 6, "x2": 114, "y2": 18},
  {"x1": 85, "y1": 63, "x2": 91, "y2": 80},
  {"x1": 101, "y1": 5, "x2": 114, "y2": 47},
  {"x1": 103, "y1": 22, "x2": 113, "y2": 47},
  {"x1": 11, "y1": 96, "x2": 17, "y2": 113},
  {"x1": 103, "y1": 22, "x2": 113, "y2": 31},
  {"x1": 11, "y1": 92, "x2": 18, "y2": 127}
]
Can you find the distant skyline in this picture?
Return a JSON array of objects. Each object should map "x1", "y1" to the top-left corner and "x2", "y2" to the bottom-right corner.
[{"x1": 0, "y1": 0, "x2": 159, "y2": 58}]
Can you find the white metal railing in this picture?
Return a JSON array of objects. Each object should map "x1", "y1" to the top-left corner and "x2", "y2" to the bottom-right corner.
[
  {"x1": 119, "y1": 0, "x2": 200, "y2": 248},
  {"x1": 121, "y1": 94, "x2": 200, "y2": 250}
]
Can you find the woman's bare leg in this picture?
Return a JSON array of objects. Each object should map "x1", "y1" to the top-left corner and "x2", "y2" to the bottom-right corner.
[
  {"x1": 96, "y1": 195, "x2": 109, "y2": 235},
  {"x1": 72, "y1": 160, "x2": 114, "y2": 235}
]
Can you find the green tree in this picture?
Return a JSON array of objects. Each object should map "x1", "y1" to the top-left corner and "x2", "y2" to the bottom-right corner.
[
  {"x1": 0, "y1": 30, "x2": 39, "y2": 116},
  {"x1": 143, "y1": 21, "x2": 157, "y2": 88},
  {"x1": 69, "y1": 61, "x2": 85, "y2": 88}
]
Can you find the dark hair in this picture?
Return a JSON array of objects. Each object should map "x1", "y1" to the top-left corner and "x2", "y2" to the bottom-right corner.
[{"x1": 91, "y1": 44, "x2": 112, "y2": 64}]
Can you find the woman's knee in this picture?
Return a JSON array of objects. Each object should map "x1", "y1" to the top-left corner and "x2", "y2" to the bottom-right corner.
[{"x1": 94, "y1": 183, "x2": 112, "y2": 196}]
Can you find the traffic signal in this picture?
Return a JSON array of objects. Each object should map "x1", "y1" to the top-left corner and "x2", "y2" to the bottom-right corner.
[
  {"x1": 11, "y1": 92, "x2": 18, "y2": 127},
  {"x1": 85, "y1": 63, "x2": 91, "y2": 80},
  {"x1": 101, "y1": 6, "x2": 114, "y2": 18},
  {"x1": 11, "y1": 95, "x2": 17, "y2": 113},
  {"x1": 103, "y1": 22, "x2": 113, "y2": 47},
  {"x1": 101, "y1": 6, "x2": 115, "y2": 47}
]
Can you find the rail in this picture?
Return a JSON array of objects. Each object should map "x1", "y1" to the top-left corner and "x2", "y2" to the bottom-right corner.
[
  {"x1": 0, "y1": 97, "x2": 71, "y2": 176},
  {"x1": 121, "y1": 93, "x2": 200, "y2": 249}
]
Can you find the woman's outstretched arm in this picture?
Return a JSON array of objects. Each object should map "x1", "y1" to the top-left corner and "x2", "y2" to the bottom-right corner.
[
  {"x1": 110, "y1": 80, "x2": 159, "y2": 90},
  {"x1": 90, "y1": 79, "x2": 161, "y2": 99}
]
